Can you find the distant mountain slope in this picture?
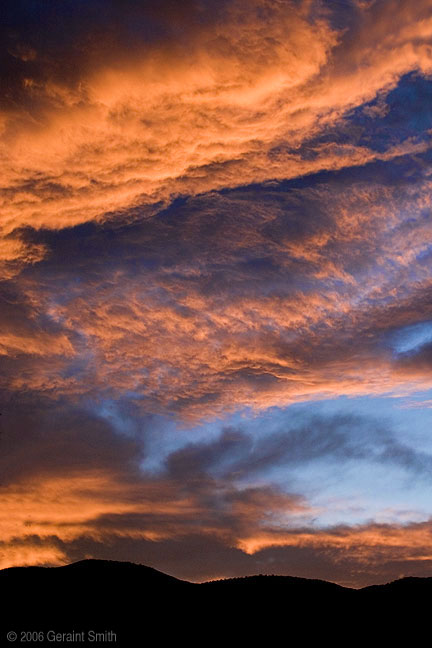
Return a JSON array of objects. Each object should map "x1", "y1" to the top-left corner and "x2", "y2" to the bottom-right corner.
[
  {"x1": 201, "y1": 573, "x2": 350, "y2": 592},
  {"x1": 360, "y1": 575, "x2": 432, "y2": 596},
  {"x1": 2, "y1": 560, "x2": 430, "y2": 645}
]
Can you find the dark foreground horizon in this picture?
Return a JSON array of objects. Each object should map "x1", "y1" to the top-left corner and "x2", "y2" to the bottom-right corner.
[{"x1": 2, "y1": 559, "x2": 431, "y2": 645}]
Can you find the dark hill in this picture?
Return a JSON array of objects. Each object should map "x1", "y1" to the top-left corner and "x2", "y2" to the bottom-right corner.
[
  {"x1": 202, "y1": 573, "x2": 349, "y2": 592},
  {"x1": 2, "y1": 560, "x2": 430, "y2": 645},
  {"x1": 360, "y1": 575, "x2": 432, "y2": 596}
]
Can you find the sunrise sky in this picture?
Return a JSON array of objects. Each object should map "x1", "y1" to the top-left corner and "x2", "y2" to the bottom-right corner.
[{"x1": 3, "y1": 0, "x2": 432, "y2": 588}]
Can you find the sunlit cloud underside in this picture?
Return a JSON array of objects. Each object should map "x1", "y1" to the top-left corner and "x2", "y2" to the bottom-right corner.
[{"x1": 3, "y1": 0, "x2": 432, "y2": 587}]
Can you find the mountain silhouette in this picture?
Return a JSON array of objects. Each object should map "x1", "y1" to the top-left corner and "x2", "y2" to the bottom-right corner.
[{"x1": 2, "y1": 560, "x2": 430, "y2": 645}]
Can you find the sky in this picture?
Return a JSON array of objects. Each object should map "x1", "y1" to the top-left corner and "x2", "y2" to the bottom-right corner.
[{"x1": 2, "y1": 0, "x2": 432, "y2": 588}]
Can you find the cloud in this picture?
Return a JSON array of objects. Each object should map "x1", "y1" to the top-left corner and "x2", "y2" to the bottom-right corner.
[
  {"x1": 167, "y1": 414, "x2": 432, "y2": 480},
  {"x1": 3, "y1": 0, "x2": 432, "y2": 587},
  {"x1": 2, "y1": 0, "x2": 432, "y2": 273},
  {"x1": 34, "y1": 525, "x2": 432, "y2": 588},
  {"x1": 4, "y1": 163, "x2": 432, "y2": 417},
  {"x1": 0, "y1": 398, "x2": 309, "y2": 569},
  {"x1": 4, "y1": 491, "x2": 432, "y2": 587},
  {"x1": 1, "y1": 398, "x2": 432, "y2": 586}
]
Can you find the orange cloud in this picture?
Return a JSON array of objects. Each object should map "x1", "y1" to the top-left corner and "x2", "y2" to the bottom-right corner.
[
  {"x1": 4, "y1": 0, "x2": 432, "y2": 589},
  {"x1": 2, "y1": 466, "x2": 432, "y2": 589},
  {"x1": 5, "y1": 175, "x2": 431, "y2": 417},
  {"x1": 2, "y1": 0, "x2": 432, "y2": 273},
  {"x1": 0, "y1": 471, "x2": 199, "y2": 569},
  {"x1": 237, "y1": 520, "x2": 432, "y2": 569}
]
